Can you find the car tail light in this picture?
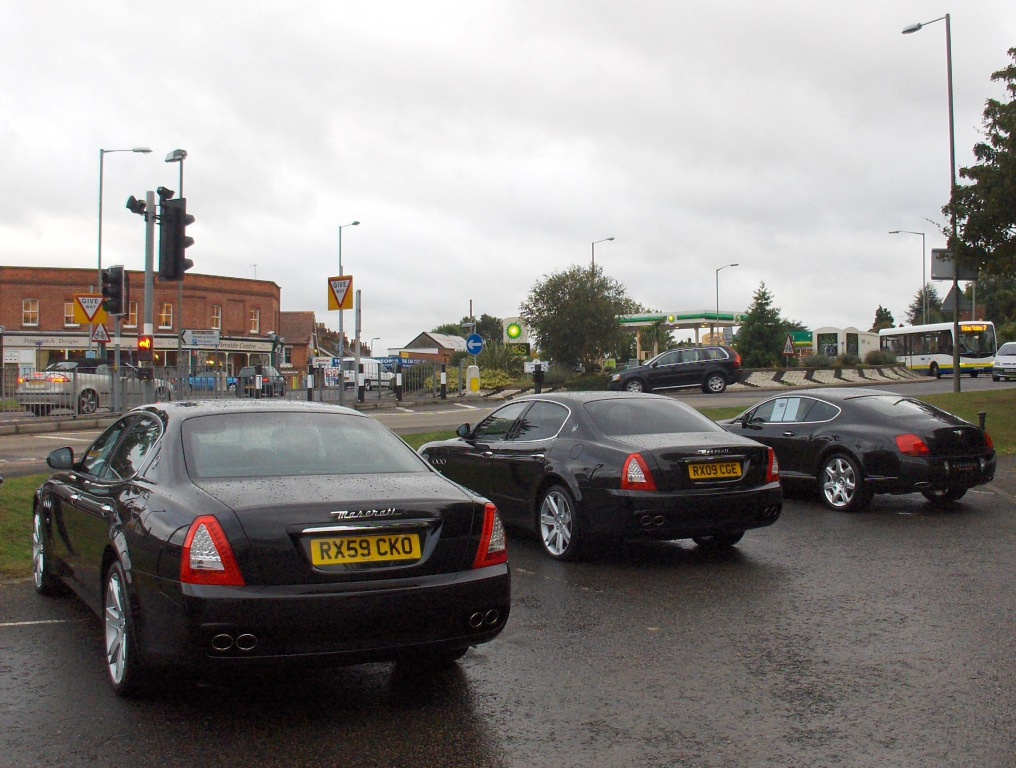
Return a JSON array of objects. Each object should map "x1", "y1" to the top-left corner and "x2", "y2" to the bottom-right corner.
[
  {"x1": 766, "y1": 447, "x2": 780, "y2": 483},
  {"x1": 895, "y1": 434, "x2": 930, "y2": 456},
  {"x1": 622, "y1": 453, "x2": 657, "y2": 491},
  {"x1": 731, "y1": 350, "x2": 742, "y2": 369},
  {"x1": 984, "y1": 432, "x2": 995, "y2": 451},
  {"x1": 473, "y1": 502, "x2": 508, "y2": 569},
  {"x1": 49, "y1": 374, "x2": 71, "y2": 383},
  {"x1": 180, "y1": 515, "x2": 246, "y2": 586}
]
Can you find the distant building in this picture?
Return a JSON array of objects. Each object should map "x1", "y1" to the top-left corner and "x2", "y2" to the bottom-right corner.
[{"x1": 397, "y1": 332, "x2": 468, "y2": 364}]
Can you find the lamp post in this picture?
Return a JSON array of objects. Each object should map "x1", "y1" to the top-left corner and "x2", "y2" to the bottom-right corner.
[
  {"x1": 165, "y1": 150, "x2": 188, "y2": 374},
  {"x1": 337, "y1": 221, "x2": 360, "y2": 400},
  {"x1": 370, "y1": 336, "x2": 380, "y2": 355},
  {"x1": 903, "y1": 13, "x2": 960, "y2": 392},
  {"x1": 714, "y1": 263, "x2": 738, "y2": 343},
  {"x1": 98, "y1": 147, "x2": 151, "y2": 286},
  {"x1": 889, "y1": 230, "x2": 928, "y2": 323},
  {"x1": 591, "y1": 237, "x2": 614, "y2": 268}
]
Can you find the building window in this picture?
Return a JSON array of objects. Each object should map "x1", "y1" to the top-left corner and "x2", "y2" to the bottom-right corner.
[
  {"x1": 249, "y1": 308, "x2": 260, "y2": 334},
  {"x1": 124, "y1": 301, "x2": 138, "y2": 328},
  {"x1": 22, "y1": 298, "x2": 39, "y2": 327},
  {"x1": 159, "y1": 303, "x2": 174, "y2": 329},
  {"x1": 211, "y1": 305, "x2": 222, "y2": 330},
  {"x1": 283, "y1": 346, "x2": 293, "y2": 365},
  {"x1": 64, "y1": 302, "x2": 79, "y2": 327}
]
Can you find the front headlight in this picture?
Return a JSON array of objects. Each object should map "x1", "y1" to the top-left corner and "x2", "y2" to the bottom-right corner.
[{"x1": 609, "y1": 373, "x2": 621, "y2": 382}]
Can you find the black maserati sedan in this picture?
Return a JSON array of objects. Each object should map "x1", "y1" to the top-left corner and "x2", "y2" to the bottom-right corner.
[
  {"x1": 418, "y1": 392, "x2": 782, "y2": 560},
  {"x1": 721, "y1": 388, "x2": 996, "y2": 512},
  {"x1": 31, "y1": 400, "x2": 510, "y2": 696}
]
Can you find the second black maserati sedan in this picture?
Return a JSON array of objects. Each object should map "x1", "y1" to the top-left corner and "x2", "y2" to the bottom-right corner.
[
  {"x1": 419, "y1": 392, "x2": 782, "y2": 560},
  {"x1": 721, "y1": 388, "x2": 996, "y2": 512},
  {"x1": 31, "y1": 400, "x2": 510, "y2": 696}
]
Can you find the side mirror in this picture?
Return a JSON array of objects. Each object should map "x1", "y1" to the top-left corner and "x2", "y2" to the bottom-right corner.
[
  {"x1": 456, "y1": 423, "x2": 471, "y2": 439},
  {"x1": 47, "y1": 447, "x2": 74, "y2": 469}
]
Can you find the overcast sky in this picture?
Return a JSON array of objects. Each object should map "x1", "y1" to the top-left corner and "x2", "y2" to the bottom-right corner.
[{"x1": 2, "y1": 1, "x2": 1014, "y2": 351}]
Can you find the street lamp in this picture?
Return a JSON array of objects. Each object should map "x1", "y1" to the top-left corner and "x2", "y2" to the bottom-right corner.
[
  {"x1": 165, "y1": 150, "x2": 188, "y2": 373},
  {"x1": 370, "y1": 336, "x2": 381, "y2": 355},
  {"x1": 98, "y1": 147, "x2": 151, "y2": 288},
  {"x1": 591, "y1": 237, "x2": 614, "y2": 268},
  {"x1": 714, "y1": 263, "x2": 738, "y2": 343},
  {"x1": 337, "y1": 221, "x2": 360, "y2": 379},
  {"x1": 902, "y1": 12, "x2": 960, "y2": 392},
  {"x1": 889, "y1": 230, "x2": 928, "y2": 323}
]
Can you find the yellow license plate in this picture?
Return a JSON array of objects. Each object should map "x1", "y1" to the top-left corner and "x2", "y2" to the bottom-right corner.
[
  {"x1": 310, "y1": 533, "x2": 422, "y2": 566},
  {"x1": 689, "y1": 461, "x2": 742, "y2": 480}
]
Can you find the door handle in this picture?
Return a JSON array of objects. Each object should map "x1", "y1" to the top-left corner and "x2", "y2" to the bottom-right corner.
[
  {"x1": 529, "y1": 454, "x2": 546, "y2": 460},
  {"x1": 782, "y1": 431, "x2": 796, "y2": 437}
]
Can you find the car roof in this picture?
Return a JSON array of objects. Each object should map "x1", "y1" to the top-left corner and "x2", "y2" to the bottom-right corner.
[
  {"x1": 759, "y1": 388, "x2": 899, "y2": 402},
  {"x1": 133, "y1": 399, "x2": 361, "y2": 421},
  {"x1": 510, "y1": 391, "x2": 676, "y2": 406}
]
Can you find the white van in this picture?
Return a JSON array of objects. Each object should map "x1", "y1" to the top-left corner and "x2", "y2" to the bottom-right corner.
[{"x1": 331, "y1": 357, "x2": 395, "y2": 390}]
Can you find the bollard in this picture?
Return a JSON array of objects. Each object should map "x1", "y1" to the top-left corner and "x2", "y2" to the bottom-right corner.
[
  {"x1": 357, "y1": 363, "x2": 365, "y2": 403},
  {"x1": 440, "y1": 364, "x2": 447, "y2": 399},
  {"x1": 395, "y1": 362, "x2": 403, "y2": 402},
  {"x1": 534, "y1": 363, "x2": 544, "y2": 394},
  {"x1": 306, "y1": 373, "x2": 314, "y2": 401},
  {"x1": 978, "y1": 411, "x2": 987, "y2": 431}
]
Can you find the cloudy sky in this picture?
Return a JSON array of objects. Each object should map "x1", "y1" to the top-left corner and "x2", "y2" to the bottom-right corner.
[{"x1": 2, "y1": 1, "x2": 1014, "y2": 351}]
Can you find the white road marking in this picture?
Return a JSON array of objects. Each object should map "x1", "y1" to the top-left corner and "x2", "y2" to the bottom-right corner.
[{"x1": 0, "y1": 619, "x2": 82, "y2": 628}]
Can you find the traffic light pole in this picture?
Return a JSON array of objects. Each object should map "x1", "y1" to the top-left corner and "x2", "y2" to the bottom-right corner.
[{"x1": 143, "y1": 190, "x2": 156, "y2": 402}]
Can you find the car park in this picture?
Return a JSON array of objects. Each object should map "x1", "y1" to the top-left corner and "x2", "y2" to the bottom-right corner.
[
  {"x1": 606, "y1": 345, "x2": 742, "y2": 394},
  {"x1": 419, "y1": 392, "x2": 782, "y2": 560},
  {"x1": 991, "y1": 342, "x2": 1016, "y2": 381},
  {"x1": 30, "y1": 399, "x2": 510, "y2": 696},
  {"x1": 236, "y1": 364, "x2": 286, "y2": 397},
  {"x1": 721, "y1": 388, "x2": 996, "y2": 512},
  {"x1": 17, "y1": 361, "x2": 171, "y2": 415}
]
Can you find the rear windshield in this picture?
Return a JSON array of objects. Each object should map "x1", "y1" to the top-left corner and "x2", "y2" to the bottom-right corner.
[
  {"x1": 182, "y1": 412, "x2": 429, "y2": 479},
  {"x1": 850, "y1": 395, "x2": 948, "y2": 420},
  {"x1": 585, "y1": 397, "x2": 722, "y2": 436}
]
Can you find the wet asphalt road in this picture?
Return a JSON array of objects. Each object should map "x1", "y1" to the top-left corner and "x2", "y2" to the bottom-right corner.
[{"x1": 2, "y1": 486, "x2": 1014, "y2": 768}]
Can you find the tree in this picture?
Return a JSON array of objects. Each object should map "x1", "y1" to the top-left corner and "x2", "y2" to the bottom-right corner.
[
  {"x1": 943, "y1": 48, "x2": 1016, "y2": 277},
  {"x1": 905, "y1": 284, "x2": 945, "y2": 326},
  {"x1": 870, "y1": 306, "x2": 895, "y2": 332},
  {"x1": 734, "y1": 282, "x2": 786, "y2": 368},
  {"x1": 520, "y1": 264, "x2": 631, "y2": 371},
  {"x1": 432, "y1": 314, "x2": 503, "y2": 344}
]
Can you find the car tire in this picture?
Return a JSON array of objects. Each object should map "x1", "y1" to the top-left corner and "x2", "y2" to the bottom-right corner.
[
  {"x1": 32, "y1": 508, "x2": 64, "y2": 596},
  {"x1": 624, "y1": 379, "x2": 647, "y2": 393},
  {"x1": 702, "y1": 373, "x2": 727, "y2": 394},
  {"x1": 692, "y1": 531, "x2": 744, "y2": 548},
  {"x1": 921, "y1": 487, "x2": 968, "y2": 505},
  {"x1": 929, "y1": 363, "x2": 941, "y2": 379},
  {"x1": 78, "y1": 389, "x2": 98, "y2": 415},
  {"x1": 993, "y1": 374, "x2": 1001, "y2": 382},
  {"x1": 819, "y1": 453, "x2": 871, "y2": 512},
  {"x1": 538, "y1": 484, "x2": 583, "y2": 561},
  {"x1": 104, "y1": 560, "x2": 147, "y2": 697}
]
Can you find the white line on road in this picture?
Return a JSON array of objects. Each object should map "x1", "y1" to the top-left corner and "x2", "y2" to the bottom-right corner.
[
  {"x1": 37, "y1": 434, "x2": 96, "y2": 442},
  {"x1": 0, "y1": 619, "x2": 83, "y2": 628}
]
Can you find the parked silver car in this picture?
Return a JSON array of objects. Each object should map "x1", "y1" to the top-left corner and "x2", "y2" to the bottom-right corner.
[
  {"x1": 991, "y1": 342, "x2": 1016, "y2": 382},
  {"x1": 17, "y1": 361, "x2": 172, "y2": 416}
]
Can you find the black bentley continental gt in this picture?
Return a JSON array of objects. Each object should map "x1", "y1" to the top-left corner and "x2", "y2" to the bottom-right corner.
[
  {"x1": 721, "y1": 388, "x2": 996, "y2": 512},
  {"x1": 418, "y1": 392, "x2": 782, "y2": 560},
  {"x1": 31, "y1": 400, "x2": 510, "y2": 696}
]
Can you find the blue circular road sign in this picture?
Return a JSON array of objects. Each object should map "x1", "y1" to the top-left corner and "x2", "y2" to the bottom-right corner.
[{"x1": 466, "y1": 333, "x2": 484, "y2": 355}]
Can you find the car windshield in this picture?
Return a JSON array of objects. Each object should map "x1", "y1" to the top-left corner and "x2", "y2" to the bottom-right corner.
[
  {"x1": 998, "y1": 343, "x2": 1016, "y2": 356},
  {"x1": 585, "y1": 397, "x2": 722, "y2": 436},
  {"x1": 851, "y1": 395, "x2": 948, "y2": 420},
  {"x1": 182, "y1": 412, "x2": 429, "y2": 479}
]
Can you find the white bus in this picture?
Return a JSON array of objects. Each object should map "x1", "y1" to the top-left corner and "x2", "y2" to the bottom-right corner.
[{"x1": 878, "y1": 321, "x2": 997, "y2": 378}]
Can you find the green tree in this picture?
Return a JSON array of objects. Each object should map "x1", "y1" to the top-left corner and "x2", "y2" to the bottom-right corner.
[
  {"x1": 905, "y1": 284, "x2": 945, "y2": 325},
  {"x1": 520, "y1": 264, "x2": 631, "y2": 371},
  {"x1": 944, "y1": 48, "x2": 1016, "y2": 277},
  {"x1": 734, "y1": 282, "x2": 785, "y2": 368},
  {"x1": 432, "y1": 314, "x2": 503, "y2": 345},
  {"x1": 870, "y1": 306, "x2": 895, "y2": 332}
]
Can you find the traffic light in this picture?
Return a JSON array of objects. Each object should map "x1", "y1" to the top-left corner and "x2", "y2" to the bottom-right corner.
[
  {"x1": 101, "y1": 265, "x2": 127, "y2": 315},
  {"x1": 159, "y1": 197, "x2": 195, "y2": 281},
  {"x1": 137, "y1": 334, "x2": 154, "y2": 362}
]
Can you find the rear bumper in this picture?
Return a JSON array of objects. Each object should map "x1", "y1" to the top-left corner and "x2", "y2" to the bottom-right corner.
[
  {"x1": 134, "y1": 564, "x2": 510, "y2": 668},
  {"x1": 589, "y1": 484, "x2": 783, "y2": 540},
  {"x1": 866, "y1": 454, "x2": 996, "y2": 495}
]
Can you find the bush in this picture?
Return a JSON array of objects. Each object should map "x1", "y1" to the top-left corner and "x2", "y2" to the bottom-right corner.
[
  {"x1": 836, "y1": 353, "x2": 862, "y2": 367},
  {"x1": 863, "y1": 349, "x2": 897, "y2": 366},
  {"x1": 803, "y1": 354, "x2": 832, "y2": 368}
]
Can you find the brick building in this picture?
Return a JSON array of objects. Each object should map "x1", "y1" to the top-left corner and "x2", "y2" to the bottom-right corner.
[{"x1": 1, "y1": 266, "x2": 288, "y2": 383}]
